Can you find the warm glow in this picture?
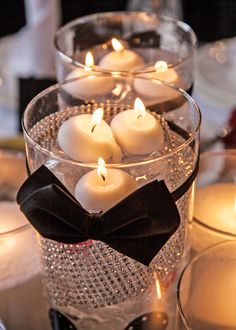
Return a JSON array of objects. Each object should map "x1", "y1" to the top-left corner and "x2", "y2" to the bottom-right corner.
[
  {"x1": 91, "y1": 108, "x2": 104, "y2": 132},
  {"x1": 234, "y1": 196, "x2": 236, "y2": 215},
  {"x1": 134, "y1": 97, "x2": 146, "y2": 119},
  {"x1": 155, "y1": 60, "x2": 168, "y2": 73},
  {"x1": 153, "y1": 272, "x2": 162, "y2": 300},
  {"x1": 98, "y1": 157, "x2": 107, "y2": 181},
  {"x1": 111, "y1": 38, "x2": 124, "y2": 52},
  {"x1": 85, "y1": 51, "x2": 94, "y2": 70}
]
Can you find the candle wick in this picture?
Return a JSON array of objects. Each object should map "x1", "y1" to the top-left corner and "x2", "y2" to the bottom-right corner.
[
  {"x1": 101, "y1": 173, "x2": 106, "y2": 181},
  {"x1": 137, "y1": 114, "x2": 142, "y2": 119},
  {"x1": 91, "y1": 124, "x2": 96, "y2": 133}
]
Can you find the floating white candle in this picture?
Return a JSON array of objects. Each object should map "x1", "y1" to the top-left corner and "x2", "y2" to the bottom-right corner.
[
  {"x1": 110, "y1": 97, "x2": 164, "y2": 155},
  {"x1": 134, "y1": 61, "x2": 183, "y2": 101},
  {"x1": 75, "y1": 157, "x2": 137, "y2": 213},
  {"x1": 99, "y1": 38, "x2": 144, "y2": 71},
  {"x1": 63, "y1": 52, "x2": 115, "y2": 98},
  {"x1": 58, "y1": 108, "x2": 122, "y2": 163}
]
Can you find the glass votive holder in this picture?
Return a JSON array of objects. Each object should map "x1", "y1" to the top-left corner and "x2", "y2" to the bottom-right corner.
[
  {"x1": 21, "y1": 74, "x2": 200, "y2": 329},
  {"x1": 55, "y1": 11, "x2": 197, "y2": 95},
  {"x1": 0, "y1": 150, "x2": 42, "y2": 329},
  {"x1": 189, "y1": 149, "x2": 236, "y2": 254},
  {"x1": 177, "y1": 240, "x2": 236, "y2": 329}
]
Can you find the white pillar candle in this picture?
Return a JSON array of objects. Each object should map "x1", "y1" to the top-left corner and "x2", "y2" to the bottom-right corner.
[
  {"x1": 75, "y1": 157, "x2": 137, "y2": 213},
  {"x1": 58, "y1": 108, "x2": 122, "y2": 163},
  {"x1": 110, "y1": 97, "x2": 164, "y2": 155},
  {"x1": 134, "y1": 61, "x2": 183, "y2": 101},
  {"x1": 191, "y1": 183, "x2": 236, "y2": 251},
  {"x1": 0, "y1": 202, "x2": 40, "y2": 290},
  {"x1": 63, "y1": 52, "x2": 115, "y2": 98},
  {"x1": 99, "y1": 38, "x2": 144, "y2": 71}
]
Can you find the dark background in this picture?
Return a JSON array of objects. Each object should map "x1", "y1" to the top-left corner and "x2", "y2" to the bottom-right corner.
[{"x1": 0, "y1": 0, "x2": 236, "y2": 41}]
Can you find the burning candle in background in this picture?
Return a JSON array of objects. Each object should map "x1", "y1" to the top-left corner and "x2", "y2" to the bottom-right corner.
[
  {"x1": 0, "y1": 202, "x2": 28, "y2": 256},
  {"x1": 110, "y1": 97, "x2": 164, "y2": 155},
  {"x1": 99, "y1": 38, "x2": 144, "y2": 71},
  {"x1": 63, "y1": 52, "x2": 115, "y2": 98},
  {"x1": 0, "y1": 152, "x2": 40, "y2": 292},
  {"x1": 134, "y1": 61, "x2": 183, "y2": 101},
  {"x1": 177, "y1": 241, "x2": 236, "y2": 329},
  {"x1": 58, "y1": 107, "x2": 122, "y2": 163},
  {"x1": 191, "y1": 182, "x2": 236, "y2": 252},
  {"x1": 75, "y1": 157, "x2": 137, "y2": 213},
  {"x1": 194, "y1": 183, "x2": 236, "y2": 234}
]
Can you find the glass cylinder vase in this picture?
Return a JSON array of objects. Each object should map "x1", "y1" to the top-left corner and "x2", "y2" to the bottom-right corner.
[
  {"x1": 55, "y1": 11, "x2": 197, "y2": 95},
  {"x1": 21, "y1": 74, "x2": 200, "y2": 329}
]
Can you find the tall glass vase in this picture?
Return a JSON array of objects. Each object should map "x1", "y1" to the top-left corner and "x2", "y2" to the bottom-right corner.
[{"x1": 21, "y1": 74, "x2": 200, "y2": 329}]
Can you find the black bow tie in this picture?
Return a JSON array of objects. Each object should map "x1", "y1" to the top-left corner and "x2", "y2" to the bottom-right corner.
[{"x1": 17, "y1": 161, "x2": 198, "y2": 266}]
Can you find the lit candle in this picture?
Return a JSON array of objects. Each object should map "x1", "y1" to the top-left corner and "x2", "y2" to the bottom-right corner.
[
  {"x1": 110, "y1": 97, "x2": 164, "y2": 155},
  {"x1": 63, "y1": 52, "x2": 115, "y2": 98},
  {"x1": 134, "y1": 61, "x2": 184, "y2": 101},
  {"x1": 58, "y1": 108, "x2": 122, "y2": 163},
  {"x1": 191, "y1": 183, "x2": 236, "y2": 251},
  {"x1": 75, "y1": 157, "x2": 138, "y2": 213},
  {"x1": 99, "y1": 38, "x2": 144, "y2": 71}
]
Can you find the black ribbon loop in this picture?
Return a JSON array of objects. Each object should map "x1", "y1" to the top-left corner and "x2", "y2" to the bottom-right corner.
[{"x1": 17, "y1": 162, "x2": 198, "y2": 266}]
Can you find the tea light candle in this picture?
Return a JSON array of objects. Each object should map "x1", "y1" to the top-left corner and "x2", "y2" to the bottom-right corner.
[
  {"x1": 99, "y1": 38, "x2": 144, "y2": 71},
  {"x1": 58, "y1": 108, "x2": 122, "y2": 163},
  {"x1": 134, "y1": 61, "x2": 183, "y2": 101},
  {"x1": 110, "y1": 98, "x2": 164, "y2": 155},
  {"x1": 75, "y1": 158, "x2": 137, "y2": 213},
  {"x1": 63, "y1": 52, "x2": 115, "y2": 98}
]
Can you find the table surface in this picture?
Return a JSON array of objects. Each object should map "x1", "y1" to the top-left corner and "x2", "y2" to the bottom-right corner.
[{"x1": 0, "y1": 274, "x2": 51, "y2": 330}]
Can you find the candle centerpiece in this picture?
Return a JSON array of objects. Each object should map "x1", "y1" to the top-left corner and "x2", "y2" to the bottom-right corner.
[
  {"x1": 55, "y1": 12, "x2": 196, "y2": 96},
  {"x1": 18, "y1": 74, "x2": 200, "y2": 329},
  {"x1": 0, "y1": 151, "x2": 41, "y2": 329},
  {"x1": 177, "y1": 240, "x2": 236, "y2": 329},
  {"x1": 190, "y1": 150, "x2": 236, "y2": 253}
]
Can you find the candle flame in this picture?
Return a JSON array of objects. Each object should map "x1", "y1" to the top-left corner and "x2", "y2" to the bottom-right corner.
[
  {"x1": 111, "y1": 38, "x2": 124, "y2": 52},
  {"x1": 155, "y1": 60, "x2": 168, "y2": 73},
  {"x1": 134, "y1": 97, "x2": 146, "y2": 119},
  {"x1": 98, "y1": 157, "x2": 107, "y2": 181},
  {"x1": 153, "y1": 272, "x2": 162, "y2": 300},
  {"x1": 85, "y1": 51, "x2": 94, "y2": 71},
  {"x1": 91, "y1": 108, "x2": 104, "y2": 132}
]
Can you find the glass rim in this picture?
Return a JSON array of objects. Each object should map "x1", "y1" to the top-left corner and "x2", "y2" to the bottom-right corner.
[
  {"x1": 176, "y1": 239, "x2": 236, "y2": 329},
  {"x1": 193, "y1": 148, "x2": 236, "y2": 236},
  {"x1": 22, "y1": 74, "x2": 201, "y2": 168},
  {"x1": 0, "y1": 149, "x2": 31, "y2": 236},
  {"x1": 54, "y1": 11, "x2": 198, "y2": 74}
]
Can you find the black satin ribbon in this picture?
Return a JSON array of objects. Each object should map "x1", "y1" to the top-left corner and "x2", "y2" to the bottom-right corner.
[{"x1": 17, "y1": 160, "x2": 198, "y2": 266}]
